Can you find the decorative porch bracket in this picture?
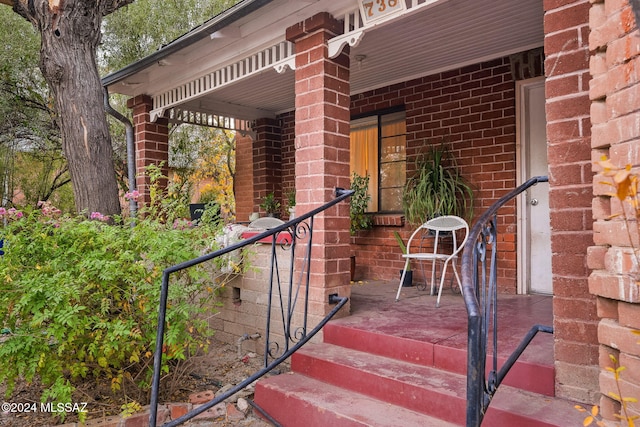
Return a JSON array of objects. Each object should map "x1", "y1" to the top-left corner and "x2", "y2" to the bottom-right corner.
[
  {"x1": 148, "y1": 188, "x2": 353, "y2": 427},
  {"x1": 461, "y1": 176, "x2": 553, "y2": 427},
  {"x1": 328, "y1": 0, "x2": 447, "y2": 58}
]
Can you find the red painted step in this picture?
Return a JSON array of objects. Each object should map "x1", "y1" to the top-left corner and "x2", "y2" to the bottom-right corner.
[
  {"x1": 255, "y1": 374, "x2": 458, "y2": 427},
  {"x1": 323, "y1": 321, "x2": 555, "y2": 396},
  {"x1": 254, "y1": 343, "x2": 584, "y2": 427}
]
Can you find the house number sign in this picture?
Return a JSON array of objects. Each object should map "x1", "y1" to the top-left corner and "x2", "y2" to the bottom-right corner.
[{"x1": 358, "y1": 0, "x2": 407, "y2": 24}]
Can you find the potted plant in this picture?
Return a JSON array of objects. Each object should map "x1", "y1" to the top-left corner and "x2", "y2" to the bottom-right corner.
[
  {"x1": 286, "y1": 188, "x2": 296, "y2": 220},
  {"x1": 393, "y1": 231, "x2": 413, "y2": 287},
  {"x1": 402, "y1": 141, "x2": 474, "y2": 225},
  {"x1": 260, "y1": 192, "x2": 281, "y2": 218},
  {"x1": 350, "y1": 172, "x2": 373, "y2": 234},
  {"x1": 349, "y1": 172, "x2": 373, "y2": 281}
]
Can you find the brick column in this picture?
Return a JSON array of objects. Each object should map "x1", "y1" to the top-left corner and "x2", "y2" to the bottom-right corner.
[
  {"x1": 234, "y1": 132, "x2": 255, "y2": 222},
  {"x1": 544, "y1": 0, "x2": 599, "y2": 404},
  {"x1": 127, "y1": 95, "x2": 169, "y2": 207},
  {"x1": 253, "y1": 118, "x2": 283, "y2": 217},
  {"x1": 589, "y1": 0, "x2": 640, "y2": 421},
  {"x1": 287, "y1": 12, "x2": 351, "y2": 317}
]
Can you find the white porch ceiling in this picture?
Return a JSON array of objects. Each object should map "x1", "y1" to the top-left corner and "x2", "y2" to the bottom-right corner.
[{"x1": 105, "y1": 0, "x2": 544, "y2": 123}]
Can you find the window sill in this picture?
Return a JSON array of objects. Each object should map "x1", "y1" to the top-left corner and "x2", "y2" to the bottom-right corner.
[{"x1": 371, "y1": 214, "x2": 405, "y2": 227}]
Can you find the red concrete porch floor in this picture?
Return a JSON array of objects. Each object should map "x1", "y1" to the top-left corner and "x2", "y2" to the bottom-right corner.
[
  {"x1": 338, "y1": 280, "x2": 555, "y2": 394},
  {"x1": 254, "y1": 280, "x2": 586, "y2": 426}
]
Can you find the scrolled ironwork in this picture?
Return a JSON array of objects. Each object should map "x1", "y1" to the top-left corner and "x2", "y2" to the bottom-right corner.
[
  {"x1": 461, "y1": 176, "x2": 553, "y2": 427},
  {"x1": 149, "y1": 188, "x2": 353, "y2": 427}
]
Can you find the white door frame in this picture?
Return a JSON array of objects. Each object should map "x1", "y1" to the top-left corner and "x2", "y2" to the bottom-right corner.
[{"x1": 516, "y1": 76, "x2": 549, "y2": 294}]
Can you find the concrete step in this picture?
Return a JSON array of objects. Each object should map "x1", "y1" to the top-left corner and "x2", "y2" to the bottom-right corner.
[
  {"x1": 254, "y1": 373, "x2": 459, "y2": 427},
  {"x1": 323, "y1": 320, "x2": 555, "y2": 396},
  {"x1": 270, "y1": 342, "x2": 583, "y2": 427}
]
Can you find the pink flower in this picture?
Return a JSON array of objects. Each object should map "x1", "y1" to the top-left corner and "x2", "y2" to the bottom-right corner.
[
  {"x1": 0, "y1": 207, "x2": 6, "y2": 216},
  {"x1": 124, "y1": 190, "x2": 140, "y2": 201},
  {"x1": 90, "y1": 212, "x2": 110, "y2": 222}
]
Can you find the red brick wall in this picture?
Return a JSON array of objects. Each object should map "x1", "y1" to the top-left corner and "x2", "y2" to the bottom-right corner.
[
  {"x1": 348, "y1": 56, "x2": 521, "y2": 290},
  {"x1": 589, "y1": 0, "x2": 640, "y2": 417},
  {"x1": 544, "y1": 0, "x2": 599, "y2": 405}
]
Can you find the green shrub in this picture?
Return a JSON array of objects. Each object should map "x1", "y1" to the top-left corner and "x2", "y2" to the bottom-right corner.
[{"x1": 0, "y1": 201, "x2": 227, "y2": 418}]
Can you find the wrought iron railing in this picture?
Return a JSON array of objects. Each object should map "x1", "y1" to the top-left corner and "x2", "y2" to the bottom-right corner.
[
  {"x1": 461, "y1": 176, "x2": 553, "y2": 427},
  {"x1": 149, "y1": 188, "x2": 353, "y2": 427}
]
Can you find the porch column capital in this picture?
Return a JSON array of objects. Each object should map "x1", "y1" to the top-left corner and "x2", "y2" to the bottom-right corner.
[{"x1": 285, "y1": 12, "x2": 342, "y2": 43}]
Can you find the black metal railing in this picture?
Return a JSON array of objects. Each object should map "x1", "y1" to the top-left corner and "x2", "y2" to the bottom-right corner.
[
  {"x1": 148, "y1": 188, "x2": 353, "y2": 427},
  {"x1": 461, "y1": 176, "x2": 553, "y2": 427}
]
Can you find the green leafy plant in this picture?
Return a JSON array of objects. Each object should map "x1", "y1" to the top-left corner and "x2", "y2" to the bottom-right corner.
[
  {"x1": 350, "y1": 172, "x2": 373, "y2": 234},
  {"x1": 393, "y1": 231, "x2": 411, "y2": 271},
  {"x1": 402, "y1": 142, "x2": 474, "y2": 225},
  {"x1": 0, "y1": 167, "x2": 238, "y2": 421},
  {"x1": 286, "y1": 188, "x2": 296, "y2": 208},
  {"x1": 260, "y1": 192, "x2": 281, "y2": 217}
]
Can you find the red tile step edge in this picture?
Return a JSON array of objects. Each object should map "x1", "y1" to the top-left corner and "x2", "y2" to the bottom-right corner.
[
  {"x1": 254, "y1": 374, "x2": 458, "y2": 427},
  {"x1": 323, "y1": 322, "x2": 555, "y2": 396}
]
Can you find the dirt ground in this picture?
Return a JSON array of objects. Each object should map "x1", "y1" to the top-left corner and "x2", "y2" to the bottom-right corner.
[{"x1": 0, "y1": 337, "x2": 286, "y2": 426}]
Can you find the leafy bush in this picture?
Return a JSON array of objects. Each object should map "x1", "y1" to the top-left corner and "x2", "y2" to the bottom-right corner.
[
  {"x1": 350, "y1": 172, "x2": 373, "y2": 234},
  {"x1": 0, "y1": 197, "x2": 228, "y2": 417}
]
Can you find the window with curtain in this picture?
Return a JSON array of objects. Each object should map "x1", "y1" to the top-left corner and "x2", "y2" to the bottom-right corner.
[{"x1": 350, "y1": 110, "x2": 406, "y2": 213}]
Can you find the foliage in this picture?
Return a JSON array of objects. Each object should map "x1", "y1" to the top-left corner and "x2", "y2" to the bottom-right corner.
[
  {"x1": 101, "y1": 0, "x2": 241, "y2": 73},
  {"x1": 0, "y1": 7, "x2": 72, "y2": 211},
  {"x1": 393, "y1": 231, "x2": 410, "y2": 271},
  {"x1": 260, "y1": 193, "x2": 281, "y2": 216},
  {"x1": 350, "y1": 172, "x2": 373, "y2": 234},
  {"x1": 0, "y1": 171, "x2": 234, "y2": 419},
  {"x1": 576, "y1": 351, "x2": 639, "y2": 426},
  {"x1": 188, "y1": 128, "x2": 237, "y2": 219},
  {"x1": 402, "y1": 142, "x2": 474, "y2": 225},
  {"x1": 286, "y1": 188, "x2": 296, "y2": 208}
]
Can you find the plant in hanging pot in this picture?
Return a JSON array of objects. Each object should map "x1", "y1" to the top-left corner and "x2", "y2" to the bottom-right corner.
[{"x1": 402, "y1": 141, "x2": 474, "y2": 225}]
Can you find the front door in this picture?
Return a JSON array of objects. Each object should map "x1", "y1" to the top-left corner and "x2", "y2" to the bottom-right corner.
[{"x1": 517, "y1": 78, "x2": 552, "y2": 295}]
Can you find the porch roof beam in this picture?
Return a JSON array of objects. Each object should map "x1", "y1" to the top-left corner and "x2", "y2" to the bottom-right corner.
[{"x1": 165, "y1": 107, "x2": 255, "y2": 138}]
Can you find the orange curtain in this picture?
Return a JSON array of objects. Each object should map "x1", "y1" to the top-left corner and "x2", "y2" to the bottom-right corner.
[{"x1": 350, "y1": 122, "x2": 378, "y2": 211}]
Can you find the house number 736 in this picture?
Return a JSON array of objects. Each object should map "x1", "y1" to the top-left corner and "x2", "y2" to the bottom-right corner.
[{"x1": 360, "y1": 0, "x2": 404, "y2": 22}]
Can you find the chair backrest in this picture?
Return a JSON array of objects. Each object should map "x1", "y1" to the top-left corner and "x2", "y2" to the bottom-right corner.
[{"x1": 406, "y1": 215, "x2": 469, "y2": 257}]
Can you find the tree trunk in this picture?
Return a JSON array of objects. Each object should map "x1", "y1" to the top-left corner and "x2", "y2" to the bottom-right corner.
[{"x1": 5, "y1": 0, "x2": 133, "y2": 216}]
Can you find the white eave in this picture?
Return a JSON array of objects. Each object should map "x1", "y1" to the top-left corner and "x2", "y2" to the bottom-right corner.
[{"x1": 103, "y1": 0, "x2": 544, "y2": 129}]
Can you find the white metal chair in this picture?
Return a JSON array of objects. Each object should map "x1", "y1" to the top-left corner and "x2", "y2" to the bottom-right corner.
[{"x1": 395, "y1": 215, "x2": 469, "y2": 307}]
